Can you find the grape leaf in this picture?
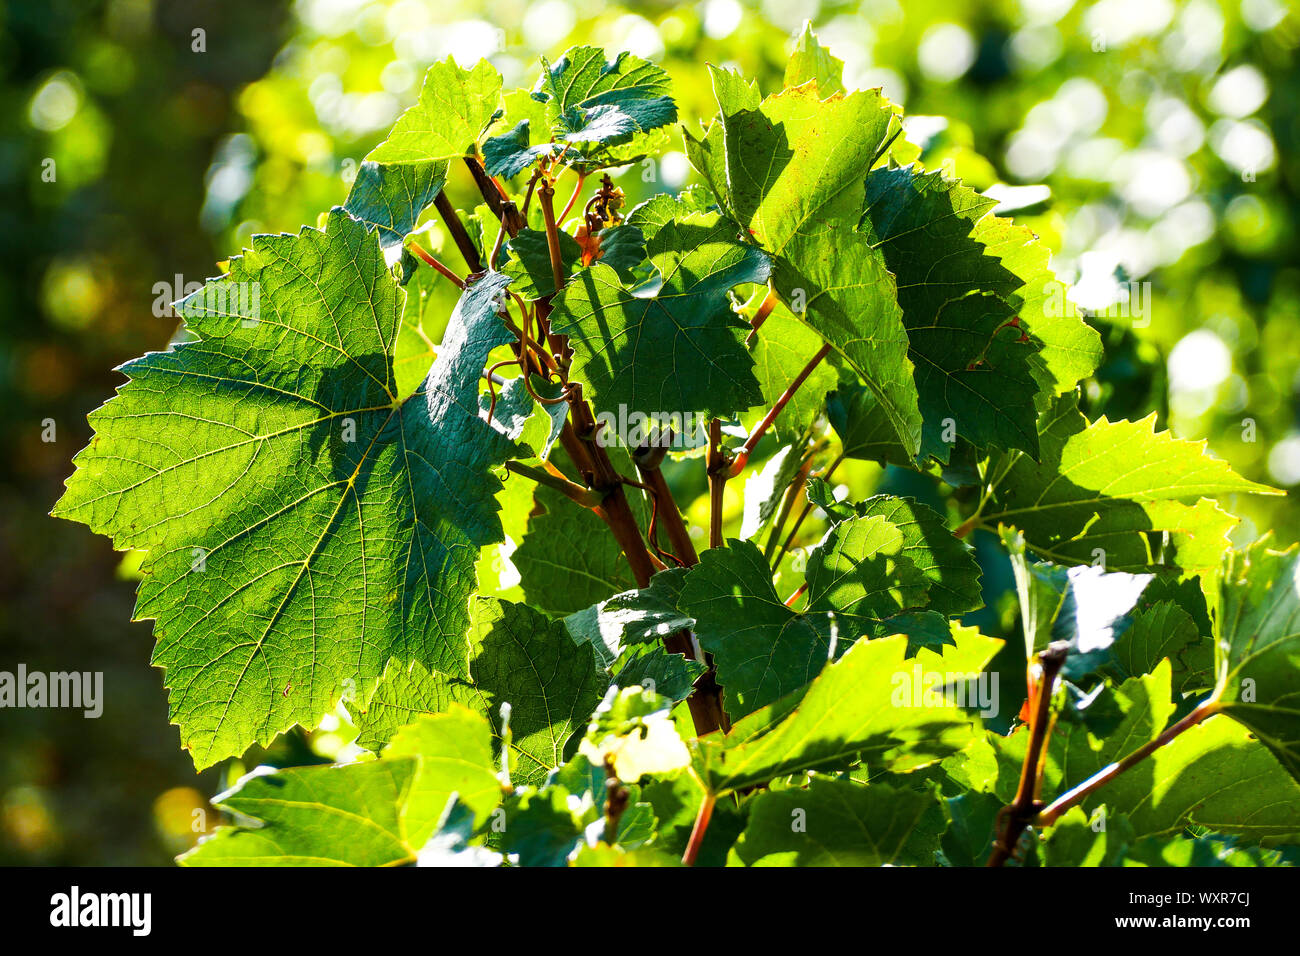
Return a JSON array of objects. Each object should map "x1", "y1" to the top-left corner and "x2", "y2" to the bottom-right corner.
[
  {"x1": 809, "y1": 493, "x2": 982, "y2": 617},
  {"x1": 805, "y1": 514, "x2": 935, "y2": 631},
  {"x1": 948, "y1": 663, "x2": 1178, "y2": 803},
  {"x1": 536, "y1": 46, "x2": 677, "y2": 149},
  {"x1": 686, "y1": 76, "x2": 923, "y2": 455},
  {"x1": 1096, "y1": 715, "x2": 1300, "y2": 843},
  {"x1": 180, "y1": 705, "x2": 500, "y2": 866},
  {"x1": 483, "y1": 119, "x2": 574, "y2": 179},
  {"x1": 343, "y1": 159, "x2": 448, "y2": 266},
  {"x1": 1040, "y1": 806, "x2": 1133, "y2": 867},
  {"x1": 979, "y1": 395, "x2": 1280, "y2": 573},
  {"x1": 502, "y1": 224, "x2": 643, "y2": 299},
  {"x1": 626, "y1": 187, "x2": 714, "y2": 241},
  {"x1": 418, "y1": 798, "x2": 503, "y2": 867},
  {"x1": 862, "y1": 163, "x2": 1099, "y2": 405},
  {"x1": 53, "y1": 212, "x2": 530, "y2": 767},
  {"x1": 1121, "y1": 832, "x2": 1292, "y2": 867},
  {"x1": 692, "y1": 631, "x2": 1003, "y2": 795},
  {"x1": 550, "y1": 208, "x2": 768, "y2": 421},
  {"x1": 1004, "y1": 527, "x2": 1153, "y2": 664},
  {"x1": 366, "y1": 57, "x2": 502, "y2": 165},
  {"x1": 1215, "y1": 539, "x2": 1300, "y2": 782},
  {"x1": 563, "y1": 567, "x2": 692, "y2": 665},
  {"x1": 613, "y1": 647, "x2": 704, "y2": 703},
  {"x1": 515, "y1": 484, "x2": 639, "y2": 615},
  {"x1": 679, "y1": 539, "x2": 837, "y2": 718},
  {"x1": 1102, "y1": 600, "x2": 1213, "y2": 697},
  {"x1": 731, "y1": 778, "x2": 942, "y2": 866},
  {"x1": 357, "y1": 598, "x2": 602, "y2": 786},
  {"x1": 827, "y1": 383, "x2": 913, "y2": 467},
  {"x1": 784, "y1": 21, "x2": 845, "y2": 96}
]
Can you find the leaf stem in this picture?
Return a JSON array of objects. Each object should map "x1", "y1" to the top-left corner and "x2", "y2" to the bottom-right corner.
[
  {"x1": 433, "y1": 192, "x2": 483, "y2": 274},
  {"x1": 1034, "y1": 698, "x2": 1221, "y2": 829},
  {"x1": 681, "y1": 792, "x2": 717, "y2": 866},
  {"x1": 744, "y1": 286, "x2": 779, "y2": 346},
  {"x1": 477, "y1": 153, "x2": 723, "y2": 738},
  {"x1": 727, "y1": 343, "x2": 831, "y2": 479},
  {"x1": 406, "y1": 240, "x2": 465, "y2": 289},
  {"x1": 504, "y1": 459, "x2": 604, "y2": 509},
  {"x1": 560, "y1": 172, "x2": 586, "y2": 223},
  {"x1": 768, "y1": 449, "x2": 842, "y2": 568}
]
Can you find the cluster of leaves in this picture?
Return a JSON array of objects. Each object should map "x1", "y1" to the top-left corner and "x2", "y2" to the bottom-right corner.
[{"x1": 55, "y1": 29, "x2": 1300, "y2": 867}]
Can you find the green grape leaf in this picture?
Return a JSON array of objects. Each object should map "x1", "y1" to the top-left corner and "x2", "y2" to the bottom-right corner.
[
  {"x1": 937, "y1": 791, "x2": 1002, "y2": 866},
  {"x1": 356, "y1": 598, "x2": 603, "y2": 786},
  {"x1": 827, "y1": 383, "x2": 913, "y2": 467},
  {"x1": 1040, "y1": 806, "x2": 1133, "y2": 867},
  {"x1": 686, "y1": 76, "x2": 922, "y2": 454},
  {"x1": 418, "y1": 797, "x2": 503, "y2": 867},
  {"x1": 906, "y1": 292, "x2": 1046, "y2": 462},
  {"x1": 563, "y1": 567, "x2": 692, "y2": 665},
  {"x1": 740, "y1": 445, "x2": 800, "y2": 540},
  {"x1": 366, "y1": 58, "x2": 502, "y2": 165},
  {"x1": 784, "y1": 21, "x2": 845, "y2": 96},
  {"x1": 693, "y1": 631, "x2": 1003, "y2": 795},
  {"x1": 862, "y1": 163, "x2": 1100, "y2": 408},
  {"x1": 182, "y1": 760, "x2": 424, "y2": 867},
  {"x1": 1121, "y1": 832, "x2": 1292, "y2": 867},
  {"x1": 626, "y1": 187, "x2": 714, "y2": 242},
  {"x1": 731, "y1": 778, "x2": 942, "y2": 866},
  {"x1": 502, "y1": 227, "x2": 584, "y2": 299},
  {"x1": 679, "y1": 539, "x2": 837, "y2": 718},
  {"x1": 810, "y1": 494, "x2": 983, "y2": 617},
  {"x1": 1102, "y1": 600, "x2": 1214, "y2": 696},
  {"x1": 482, "y1": 119, "x2": 573, "y2": 179},
  {"x1": 613, "y1": 646, "x2": 705, "y2": 703},
  {"x1": 498, "y1": 785, "x2": 585, "y2": 866},
  {"x1": 502, "y1": 224, "x2": 643, "y2": 300},
  {"x1": 1216, "y1": 540, "x2": 1300, "y2": 782},
  {"x1": 343, "y1": 159, "x2": 448, "y2": 264},
  {"x1": 951, "y1": 664, "x2": 1176, "y2": 802},
  {"x1": 180, "y1": 705, "x2": 500, "y2": 866},
  {"x1": 805, "y1": 515, "x2": 933, "y2": 632},
  {"x1": 980, "y1": 395, "x2": 1280, "y2": 573},
  {"x1": 1004, "y1": 527, "x2": 1153, "y2": 663},
  {"x1": 515, "y1": 484, "x2": 639, "y2": 615},
  {"x1": 53, "y1": 212, "x2": 529, "y2": 768},
  {"x1": 550, "y1": 208, "x2": 768, "y2": 421},
  {"x1": 536, "y1": 46, "x2": 677, "y2": 149}
]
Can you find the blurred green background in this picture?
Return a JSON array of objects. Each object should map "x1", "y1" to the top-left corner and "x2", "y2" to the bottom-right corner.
[{"x1": 1, "y1": 0, "x2": 1296, "y2": 864}]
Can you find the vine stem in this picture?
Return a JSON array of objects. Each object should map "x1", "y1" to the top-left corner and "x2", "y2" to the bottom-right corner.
[
  {"x1": 634, "y1": 445, "x2": 698, "y2": 567},
  {"x1": 682, "y1": 792, "x2": 717, "y2": 866},
  {"x1": 988, "y1": 641, "x2": 1070, "y2": 867},
  {"x1": 726, "y1": 344, "x2": 831, "y2": 479},
  {"x1": 706, "y1": 419, "x2": 727, "y2": 549},
  {"x1": 1034, "y1": 698, "x2": 1221, "y2": 828},
  {"x1": 434, "y1": 191, "x2": 483, "y2": 274},
  {"x1": 531, "y1": 171, "x2": 723, "y2": 737}
]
